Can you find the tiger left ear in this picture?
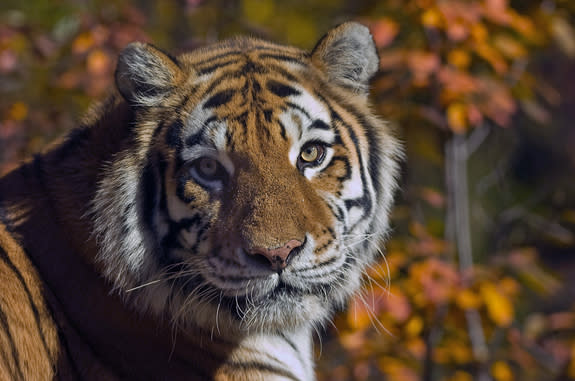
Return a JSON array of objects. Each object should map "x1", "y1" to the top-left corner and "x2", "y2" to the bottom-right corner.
[
  {"x1": 115, "y1": 42, "x2": 183, "y2": 107},
  {"x1": 311, "y1": 22, "x2": 379, "y2": 95}
]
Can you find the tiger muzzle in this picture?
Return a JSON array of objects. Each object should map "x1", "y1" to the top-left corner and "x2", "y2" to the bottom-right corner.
[{"x1": 247, "y1": 239, "x2": 303, "y2": 272}]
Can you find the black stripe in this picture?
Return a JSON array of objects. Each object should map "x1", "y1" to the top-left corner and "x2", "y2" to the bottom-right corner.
[
  {"x1": 161, "y1": 214, "x2": 203, "y2": 252},
  {"x1": 265, "y1": 64, "x2": 299, "y2": 82},
  {"x1": 150, "y1": 90, "x2": 193, "y2": 149},
  {"x1": 242, "y1": 60, "x2": 267, "y2": 74},
  {"x1": 344, "y1": 196, "x2": 371, "y2": 212},
  {"x1": 165, "y1": 119, "x2": 184, "y2": 149},
  {"x1": 278, "y1": 333, "x2": 299, "y2": 354},
  {"x1": 196, "y1": 59, "x2": 241, "y2": 75},
  {"x1": 204, "y1": 89, "x2": 234, "y2": 109},
  {"x1": 200, "y1": 70, "x2": 246, "y2": 98},
  {"x1": 228, "y1": 361, "x2": 300, "y2": 381},
  {"x1": 195, "y1": 50, "x2": 243, "y2": 67},
  {"x1": 310, "y1": 119, "x2": 330, "y2": 130},
  {"x1": 277, "y1": 120, "x2": 288, "y2": 141},
  {"x1": 141, "y1": 160, "x2": 158, "y2": 236},
  {"x1": 0, "y1": 202, "x2": 54, "y2": 369},
  {"x1": 327, "y1": 156, "x2": 352, "y2": 182},
  {"x1": 319, "y1": 95, "x2": 374, "y2": 221},
  {"x1": 0, "y1": 303, "x2": 24, "y2": 380},
  {"x1": 258, "y1": 53, "x2": 305, "y2": 66},
  {"x1": 185, "y1": 121, "x2": 211, "y2": 147},
  {"x1": 285, "y1": 102, "x2": 312, "y2": 121},
  {"x1": 332, "y1": 100, "x2": 384, "y2": 218},
  {"x1": 266, "y1": 80, "x2": 300, "y2": 98}
]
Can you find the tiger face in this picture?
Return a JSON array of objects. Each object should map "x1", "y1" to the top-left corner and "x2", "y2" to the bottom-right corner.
[{"x1": 93, "y1": 23, "x2": 401, "y2": 334}]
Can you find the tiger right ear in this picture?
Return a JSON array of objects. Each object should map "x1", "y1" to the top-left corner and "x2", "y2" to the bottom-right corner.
[
  {"x1": 115, "y1": 42, "x2": 183, "y2": 107},
  {"x1": 311, "y1": 22, "x2": 379, "y2": 95}
]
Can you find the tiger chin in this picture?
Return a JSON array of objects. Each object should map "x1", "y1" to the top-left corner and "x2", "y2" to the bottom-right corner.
[{"x1": 0, "y1": 22, "x2": 401, "y2": 380}]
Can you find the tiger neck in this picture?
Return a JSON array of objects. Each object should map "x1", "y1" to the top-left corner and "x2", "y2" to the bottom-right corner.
[{"x1": 0, "y1": 97, "x2": 316, "y2": 380}]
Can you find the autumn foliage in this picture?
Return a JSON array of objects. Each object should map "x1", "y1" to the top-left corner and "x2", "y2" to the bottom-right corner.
[{"x1": 1, "y1": 0, "x2": 575, "y2": 380}]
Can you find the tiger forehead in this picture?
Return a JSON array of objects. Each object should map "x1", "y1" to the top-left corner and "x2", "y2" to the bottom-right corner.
[
  {"x1": 175, "y1": 47, "x2": 332, "y2": 151},
  {"x1": 178, "y1": 36, "x2": 309, "y2": 70}
]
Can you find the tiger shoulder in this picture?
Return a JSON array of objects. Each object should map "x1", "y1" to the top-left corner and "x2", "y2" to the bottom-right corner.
[{"x1": 0, "y1": 22, "x2": 401, "y2": 380}]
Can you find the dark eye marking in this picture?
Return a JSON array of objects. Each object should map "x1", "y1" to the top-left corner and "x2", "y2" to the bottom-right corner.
[
  {"x1": 310, "y1": 119, "x2": 330, "y2": 130},
  {"x1": 204, "y1": 90, "x2": 234, "y2": 109},
  {"x1": 266, "y1": 80, "x2": 301, "y2": 98},
  {"x1": 165, "y1": 120, "x2": 184, "y2": 148}
]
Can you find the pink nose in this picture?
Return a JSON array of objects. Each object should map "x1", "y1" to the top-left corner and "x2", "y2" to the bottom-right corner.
[{"x1": 248, "y1": 239, "x2": 303, "y2": 272}]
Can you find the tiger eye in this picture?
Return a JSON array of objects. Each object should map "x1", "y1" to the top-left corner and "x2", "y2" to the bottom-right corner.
[
  {"x1": 198, "y1": 157, "x2": 218, "y2": 177},
  {"x1": 300, "y1": 145, "x2": 320, "y2": 163}
]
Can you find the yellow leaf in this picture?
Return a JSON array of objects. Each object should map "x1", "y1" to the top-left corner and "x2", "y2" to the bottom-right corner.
[
  {"x1": 450, "y1": 341, "x2": 473, "y2": 364},
  {"x1": 405, "y1": 337, "x2": 426, "y2": 359},
  {"x1": 447, "y1": 103, "x2": 468, "y2": 134},
  {"x1": 421, "y1": 8, "x2": 442, "y2": 28},
  {"x1": 475, "y1": 42, "x2": 508, "y2": 74},
  {"x1": 552, "y1": 16, "x2": 575, "y2": 57},
  {"x1": 480, "y1": 283, "x2": 514, "y2": 327},
  {"x1": 491, "y1": 361, "x2": 513, "y2": 381},
  {"x1": 8, "y1": 102, "x2": 28, "y2": 121},
  {"x1": 471, "y1": 23, "x2": 488, "y2": 43},
  {"x1": 404, "y1": 316, "x2": 423, "y2": 337},
  {"x1": 493, "y1": 35, "x2": 527, "y2": 59},
  {"x1": 456, "y1": 289, "x2": 482, "y2": 310},
  {"x1": 447, "y1": 49, "x2": 471, "y2": 69}
]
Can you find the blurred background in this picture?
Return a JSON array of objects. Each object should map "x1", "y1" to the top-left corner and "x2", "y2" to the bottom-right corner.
[{"x1": 1, "y1": 0, "x2": 574, "y2": 380}]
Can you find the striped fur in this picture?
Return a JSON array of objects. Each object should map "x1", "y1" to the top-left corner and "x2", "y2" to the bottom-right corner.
[{"x1": 0, "y1": 22, "x2": 401, "y2": 380}]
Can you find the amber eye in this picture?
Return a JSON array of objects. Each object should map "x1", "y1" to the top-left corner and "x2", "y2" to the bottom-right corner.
[{"x1": 297, "y1": 142, "x2": 326, "y2": 170}]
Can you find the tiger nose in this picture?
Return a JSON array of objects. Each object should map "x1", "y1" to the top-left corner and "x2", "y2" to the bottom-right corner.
[{"x1": 248, "y1": 239, "x2": 303, "y2": 272}]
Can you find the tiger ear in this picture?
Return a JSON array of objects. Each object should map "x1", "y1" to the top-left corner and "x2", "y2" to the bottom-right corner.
[
  {"x1": 311, "y1": 22, "x2": 379, "y2": 94},
  {"x1": 115, "y1": 42, "x2": 183, "y2": 107}
]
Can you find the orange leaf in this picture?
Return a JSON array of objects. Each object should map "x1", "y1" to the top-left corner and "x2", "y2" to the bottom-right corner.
[
  {"x1": 72, "y1": 32, "x2": 95, "y2": 54},
  {"x1": 86, "y1": 49, "x2": 111, "y2": 75},
  {"x1": 371, "y1": 18, "x2": 399, "y2": 48},
  {"x1": 407, "y1": 51, "x2": 439, "y2": 86},
  {"x1": 419, "y1": 187, "x2": 445, "y2": 208},
  {"x1": 7, "y1": 102, "x2": 28, "y2": 121},
  {"x1": 447, "y1": 49, "x2": 471, "y2": 69}
]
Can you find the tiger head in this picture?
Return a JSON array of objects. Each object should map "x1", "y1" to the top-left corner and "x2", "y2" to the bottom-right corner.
[{"x1": 92, "y1": 22, "x2": 401, "y2": 334}]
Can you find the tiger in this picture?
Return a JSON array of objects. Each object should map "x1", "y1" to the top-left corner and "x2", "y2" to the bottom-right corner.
[{"x1": 0, "y1": 22, "x2": 401, "y2": 380}]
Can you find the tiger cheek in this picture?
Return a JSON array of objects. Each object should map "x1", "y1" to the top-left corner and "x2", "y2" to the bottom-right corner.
[{"x1": 299, "y1": 182, "x2": 335, "y2": 248}]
